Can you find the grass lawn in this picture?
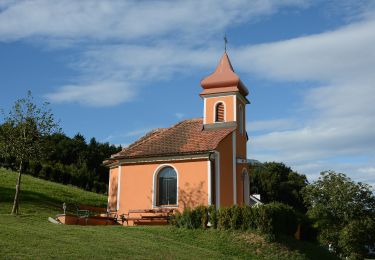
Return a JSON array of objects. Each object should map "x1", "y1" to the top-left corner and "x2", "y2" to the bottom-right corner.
[{"x1": 0, "y1": 168, "x2": 337, "y2": 259}]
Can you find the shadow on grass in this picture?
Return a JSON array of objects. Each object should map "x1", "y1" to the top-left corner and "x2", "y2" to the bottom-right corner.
[
  {"x1": 0, "y1": 186, "x2": 96, "y2": 214},
  {"x1": 275, "y1": 235, "x2": 339, "y2": 260}
]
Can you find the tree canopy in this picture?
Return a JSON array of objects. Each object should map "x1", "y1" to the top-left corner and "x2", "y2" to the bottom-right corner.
[
  {"x1": 302, "y1": 171, "x2": 375, "y2": 258},
  {"x1": 0, "y1": 91, "x2": 60, "y2": 214},
  {"x1": 250, "y1": 162, "x2": 308, "y2": 212}
]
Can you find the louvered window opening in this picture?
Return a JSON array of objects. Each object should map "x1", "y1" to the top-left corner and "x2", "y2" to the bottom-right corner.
[{"x1": 215, "y1": 103, "x2": 225, "y2": 122}]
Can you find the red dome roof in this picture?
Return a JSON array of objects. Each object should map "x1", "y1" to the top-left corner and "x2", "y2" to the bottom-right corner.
[{"x1": 200, "y1": 53, "x2": 248, "y2": 96}]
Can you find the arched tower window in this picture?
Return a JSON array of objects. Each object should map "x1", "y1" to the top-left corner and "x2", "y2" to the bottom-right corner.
[
  {"x1": 157, "y1": 167, "x2": 177, "y2": 206},
  {"x1": 239, "y1": 105, "x2": 244, "y2": 135},
  {"x1": 215, "y1": 102, "x2": 225, "y2": 122}
]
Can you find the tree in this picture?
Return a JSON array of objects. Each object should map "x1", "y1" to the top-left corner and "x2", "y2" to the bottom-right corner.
[
  {"x1": 302, "y1": 171, "x2": 375, "y2": 258},
  {"x1": 0, "y1": 91, "x2": 60, "y2": 215},
  {"x1": 250, "y1": 162, "x2": 308, "y2": 212}
]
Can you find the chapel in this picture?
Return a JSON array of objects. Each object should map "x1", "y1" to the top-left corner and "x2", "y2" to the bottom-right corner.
[{"x1": 104, "y1": 51, "x2": 251, "y2": 219}]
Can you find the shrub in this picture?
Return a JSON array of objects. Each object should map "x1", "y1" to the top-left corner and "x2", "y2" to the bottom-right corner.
[
  {"x1": 191, "y1": 205, "x2": 208, "y2": 229},
  {"x1": 230, "y1": 205, "x2": 243, "y2": 230},
  {"x1": 172, "y1": 208, "x2": 194, "y2": 229},
  {"x1": 297, "y1": 212, "x2": 318, "y2": 241},
  {"x1": 253, "y1": 205, "x2": 273, "y2": 234},
  {"x1": 338, "y1": 218, "x2": 375, "y2": 259},
  {"x1": 218, "y1": 207, "x2": 232, "y2": 230},
  {"x1": 257, "y1": 202, "x2": 298, "y2": 236},
  {"x1": 241, "y1": 206, "x2": 255, "y2": 230},
  {"x1": 172, "y1": 202, "x2": 299, "y2": 238},
  {"x1": 208, "y1": 205, "x2": 218, "y2": 228}
]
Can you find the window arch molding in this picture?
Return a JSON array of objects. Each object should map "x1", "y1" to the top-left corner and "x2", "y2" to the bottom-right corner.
[
  {"x1": 213, "y1": 101, "x2": 226, "y2": 123},
  {"x1": 152, "y1": 164, "x2": 179, "y2": 208}
]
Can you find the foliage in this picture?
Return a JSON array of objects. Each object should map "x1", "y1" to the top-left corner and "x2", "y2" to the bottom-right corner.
[
  {"x1": 173, "y1": 208, "x2": 193, "y2": 229},
  {"x1": 0, "y1": 127, "x2": 121, "y2": 194},
  {"x1": 173, "y1": 203, "x2": 298, "y2": 240},
  {"x1": 0, "y1": 91, "x2": 60, "y2": 214},
  {"x1": 217, "y1": 207, "x2": 232, "y2": 230},
  {"x1": 241, "y1": 205, "x2": 255, "y2": 230},
  {"x1": 191, "y1": 205, "x2": 208, "y2": 229},
  {"x1": 252, "y1": 202, "x2": 298, "y2": 239},
  {"x1": 174, "y1": 206, "x2": 209, "y2": 229},
  {"x1": 338, "y1": 218, "x2": 375, "y2": 260},
  {"x1": 250, "y1": 161, "x2": 308, "y2": 212},
  {"x1": 302, "y1": 171, "x2": 375, "y2": 258},
  {"x1": 230, "y1": 205, "x2": 243, "y2": 230},
  {"x1": 208, "y1": 205, "x2": 218, "y2": 228},
  {"x1": 0, "y1": 91, "x2": 60, "y2": 164}
]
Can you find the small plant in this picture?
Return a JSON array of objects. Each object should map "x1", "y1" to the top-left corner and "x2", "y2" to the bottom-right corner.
[
  {"x1": 171, "y1": 203, "x2": 299, "y2": 240},
  {"x1": 230, "y1": 205, "x2": 243, "y2": 230},
  {"x1": 208, "y1": 205, "x2": 218, "y2": 228},
  {"x1": 191, "y1": 205, "x2": 208, "y2": 229},
  {"x1": 218, "y1": 207, "x2": 232, "y2": 230},
  {"x1": 241, "y1": 206, "x2": 254, "y2": 230}
]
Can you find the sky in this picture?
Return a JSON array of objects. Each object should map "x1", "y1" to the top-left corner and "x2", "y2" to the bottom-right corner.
[{"x1": 0, "y1": 0, "x2": 375, "y2": 187}]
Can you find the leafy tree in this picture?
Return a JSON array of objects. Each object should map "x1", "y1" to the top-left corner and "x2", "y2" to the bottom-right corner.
[
  {"x1": 250, "y1": 162, "x2": 308, "y2": 212},
  {"x1": 0, "y1": 91, "x2": 60, "y2": 215},
  {"x1": 302, "y1": 171, "x2": 375, "y2": 258}
]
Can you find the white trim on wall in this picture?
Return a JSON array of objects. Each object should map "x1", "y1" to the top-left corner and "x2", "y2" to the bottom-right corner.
[
  {"x1": 232, "y1": 132, "x2": 237, "y2": 205},
  {"x1": 117, "y1": 164, "x2": 122, "y2": 211},
  {"x1": 213, "y1": 100, "x2": 227, "y2": 122},
  {"x1": 207, "y1": 160, "x2": 212, "y2": 206},
  {"x1": 152, "y1": 164, "x2": 179, "y2": 208},
  {"x1": 215, "y1": 151, "x2": 220, "y2": 209}
]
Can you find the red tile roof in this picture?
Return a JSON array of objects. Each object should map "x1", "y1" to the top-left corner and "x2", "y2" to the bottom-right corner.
[{"x1": 109, "y1": 118, "x2": 235, "y2": 160}]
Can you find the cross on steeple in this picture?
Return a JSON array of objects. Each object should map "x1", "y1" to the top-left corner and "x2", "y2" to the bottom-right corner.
[{"x1": 224, "y1": 35, "x2": 228, "y2": 52}]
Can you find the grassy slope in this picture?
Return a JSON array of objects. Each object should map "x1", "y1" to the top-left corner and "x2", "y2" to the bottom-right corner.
[{"x1": 0, "y1": 168, "x2": 337, "y2": 259}]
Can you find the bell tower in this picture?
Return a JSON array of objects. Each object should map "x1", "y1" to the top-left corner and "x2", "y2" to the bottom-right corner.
[
  {"x1": 200, "y1": 52, "x2": 249, "y2": 131},
  {"x1": 200, "y1": 51, "x2": 250, "y2": 206}
]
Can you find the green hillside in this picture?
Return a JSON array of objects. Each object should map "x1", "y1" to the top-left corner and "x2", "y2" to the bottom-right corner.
[{"x1": 0, "y1": 168, "x2": 336, "y2": 259}]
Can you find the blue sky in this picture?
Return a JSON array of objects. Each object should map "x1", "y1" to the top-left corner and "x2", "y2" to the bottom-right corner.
[{"x1": 1, "y1": 0, "x2": 375, "y2": 187}]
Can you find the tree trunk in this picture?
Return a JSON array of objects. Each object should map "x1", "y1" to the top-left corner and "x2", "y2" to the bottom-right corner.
[{"x1": 11, "y1": 160, "x2": 23, "y2": 215}]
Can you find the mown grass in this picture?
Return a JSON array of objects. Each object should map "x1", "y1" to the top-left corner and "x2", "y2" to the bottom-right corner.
[{"x1": 0, "y1": 168, "x2": 337, "y2": 259}]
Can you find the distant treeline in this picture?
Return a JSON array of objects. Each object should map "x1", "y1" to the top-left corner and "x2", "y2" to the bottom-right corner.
[{"x1": 0, "y1": 131, "x2": 121, "y2": 193}]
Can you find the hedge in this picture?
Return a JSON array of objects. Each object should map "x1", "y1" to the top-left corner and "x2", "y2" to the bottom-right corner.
[{"x1": 171, "y1": 202, "x2": 298, "y2": 237}]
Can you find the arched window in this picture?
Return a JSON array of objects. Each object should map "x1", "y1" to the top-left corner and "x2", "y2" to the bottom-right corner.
[
  {"x1": 239, "y1": 105, "x2": 244, "y2": 135},
  {"x1": 215, "y1": 102, "x2": 225, "y2": 122},
  {"x1": 157, "y1": 167, "x2": 177, "y2": 206}
]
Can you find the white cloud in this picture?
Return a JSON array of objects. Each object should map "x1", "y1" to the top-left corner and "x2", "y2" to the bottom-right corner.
[
  {"x1": 76, "y1": 45, "x2": 219, "y2": 82},
  {"x1": 248, "y1": 118, "x2": 297, "y2": 132},
  {"x1": 241, "y1": 16, "x2": 375, "y2": 185},
  {"x1": 233, "y1": 18, "x2": 375, "y2": 83},
  {"x1": 45, "y1": 81, "x2": 135, "y2": 106},
  {"x1": 0, "y1": 0, "x2": 310, "y2": 106},
  {"x1": 0, "y1": 0, "x2": 309, "y2": 42}
]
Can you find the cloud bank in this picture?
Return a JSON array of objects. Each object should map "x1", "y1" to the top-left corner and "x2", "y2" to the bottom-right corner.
[
  {"x1": 0, "y1": 0, "x2": 310, "y2": 105},
  {"x1": 234, "y1": 17, "x2": 375, "y2": 185}
]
